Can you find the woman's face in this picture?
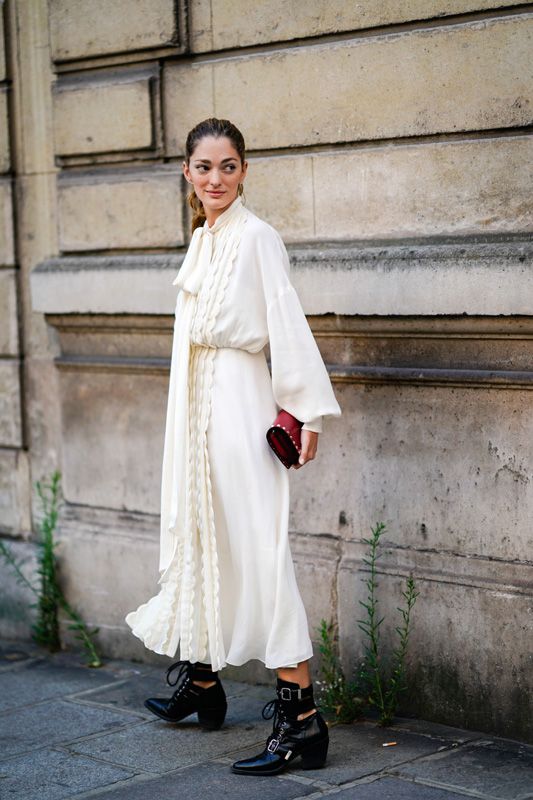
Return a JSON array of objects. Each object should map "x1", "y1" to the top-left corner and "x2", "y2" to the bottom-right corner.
[{"x1": 183, "y1": 135, "x2": 247, "y2": 225}]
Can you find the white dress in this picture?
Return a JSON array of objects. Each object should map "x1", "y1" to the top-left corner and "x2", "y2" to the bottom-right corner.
[{"x1": 125, "y1": 197, "x2": 341, "y2": 671}]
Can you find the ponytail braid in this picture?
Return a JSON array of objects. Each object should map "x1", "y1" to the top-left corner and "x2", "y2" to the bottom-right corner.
[
  {"x1": 184, "y1": 117, "x2": 246, "y2": 234},
  {"x1": 187, "y1": 188, "x2": 206, "y2": 232}
]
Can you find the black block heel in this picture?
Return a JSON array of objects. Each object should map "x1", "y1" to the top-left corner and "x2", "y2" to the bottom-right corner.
[
  {"x1": 301, "y1": 737, "x2": 329, "y2": 769},
  {"x1": 144, "y1": 660, "x2": 227, "y2": 728},
  {"x1": 198, "y1": 704, "x2": 227, "y2": 730},
  {"x1": 232, "y1": 681, "x2": 331, "y2": 776}
]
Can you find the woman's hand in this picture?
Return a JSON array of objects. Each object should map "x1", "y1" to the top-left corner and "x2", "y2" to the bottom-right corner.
[{"x1": 293, "y1": 430, "x2": 318, "y2": 469}]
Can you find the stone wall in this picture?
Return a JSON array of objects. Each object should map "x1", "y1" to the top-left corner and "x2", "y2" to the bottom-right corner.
[
  {"x1": 1, "y1": 0, "x2": 532, "y2": 741},
  {"x1": 0, "y1": 2, "x2": 33, "y2": 637}
]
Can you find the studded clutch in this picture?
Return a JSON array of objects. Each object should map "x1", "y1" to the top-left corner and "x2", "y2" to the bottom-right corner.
[{"x1": 266, "y1": 409, "x2": 303, "y2": 469}]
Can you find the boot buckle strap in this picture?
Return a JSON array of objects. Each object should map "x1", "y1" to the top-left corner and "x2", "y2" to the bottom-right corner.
[
  {"x1": 267, "y1": 737, "x2": 280, "y2": 753},
  {"x1": 280, "y1": 687, "x2": 302, "y2": 701}
]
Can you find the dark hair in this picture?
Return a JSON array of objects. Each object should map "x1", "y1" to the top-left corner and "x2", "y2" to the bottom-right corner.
[{"x1": 185, "y1": 118, "x2": 246, "y2": 232}]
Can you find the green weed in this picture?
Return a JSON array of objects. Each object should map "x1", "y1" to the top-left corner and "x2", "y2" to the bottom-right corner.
[
  {"x1": 0, "y1": 470, "x2": 102, "y2": 667},
  {"x1": 318, "y1": 522, "x2": 419, "y2": 726}
]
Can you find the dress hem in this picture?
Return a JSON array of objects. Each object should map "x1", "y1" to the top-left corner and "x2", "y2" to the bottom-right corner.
[
  {"x1": 125, "y1": 617, "x2": 313, "y2": 671},
  {"x1": 228, "y1": 649, "x2": 314, "y2": 671}
]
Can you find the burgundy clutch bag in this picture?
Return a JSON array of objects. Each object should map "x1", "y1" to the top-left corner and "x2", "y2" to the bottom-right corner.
[{"x1": 266, "y1": 410, "x2": 303, "y2": 469}]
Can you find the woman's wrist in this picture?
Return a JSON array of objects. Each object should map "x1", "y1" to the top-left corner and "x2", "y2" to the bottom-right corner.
[{"x1": 302, "y1": 416, "x2": 322, "y2": 434}]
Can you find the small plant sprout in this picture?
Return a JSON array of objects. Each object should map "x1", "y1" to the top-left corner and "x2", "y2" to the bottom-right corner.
[
  {"x1": 358, "y1": 522, "x2": 419, "y2": 725},
  {"x1": 316, "y1": 619, "x2": 365, "y2": 723},
  {"x1": 317, "y1": 522, "x2": 419, "y2": 726},
  {"x1": 0, "y1": 470, "x2": 102, "y2": 668}
]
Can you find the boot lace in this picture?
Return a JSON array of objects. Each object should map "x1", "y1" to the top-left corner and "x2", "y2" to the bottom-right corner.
[
  {"x1": 262, "y1": 695, "x2": 319, "y2": 727},
  {"x1": 165, "y1": 659, "x2": 195, "y2": 703},
  {"x1": 166, "y1": 659, "x2": 192, "y2": 687},
  {"x1": 262, "y1": 698, "x2": 290, "y2": 734}
]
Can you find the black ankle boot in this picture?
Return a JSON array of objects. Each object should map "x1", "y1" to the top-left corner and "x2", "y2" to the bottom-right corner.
[
  {"x1": 144, "y1": 660, "x2": 227, "y2": 730},
  {"x1": 231, "y1": 678, "x2": 329, "y2": 775}
]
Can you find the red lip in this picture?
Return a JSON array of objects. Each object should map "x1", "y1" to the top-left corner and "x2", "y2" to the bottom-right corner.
[{"x1": 207, "y1": 191, "x2": 225, "y2": 197}]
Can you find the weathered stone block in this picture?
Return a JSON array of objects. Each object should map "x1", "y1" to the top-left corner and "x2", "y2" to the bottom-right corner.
[
  {"x1": 0, "y1": 14, "x2": 6, "y2": 81},
  {"x1": 45, "y1": 311, "x2": 172, "y2": 360},
  {"x1": 291, "y1": 533, "x2": 341, "y2": 640},
  {"x1": 167, "y1": 15, "x2": 533, "y2": 151},
  {"x1": 0, "y1": 449, "x2": 31, "y2": 536},
  {"x1": 0, "y1": 89, "x2": 9, "y2": 173},
  {"x1": 50, "y1": 0, "x2": 178, "y2": 61},
  {"x1": 246, "y1": 156, "x2": 314, "y2": 242},
  {"x1": 187, "y1": 137, "x2": 531, "y2": 243},
  {"x1": 53, "y1": 505, "x2": 167, "y2": 663},
  {"x1": 313, "y1": 136, "x2": 533, "y2": 239},
  {"x1": 0, "y1": 180, "x2": 15, "y2": 265},
  {"x1": 312, "y1": 315, "x2": 533, "y2": 372},
  {"x1": 163, "y1": 61, "x2": 214, "y2": 155},
  {"x1": 189, "y1": 0, "x2": 213, "y2": 53},
  {"x1": 337, "y1": 560, "x2": 533, "y2": 741},
  {"x1": 0, "y1": 270, "x2": 19, "y2": 355},
  {"x1": 30, "y1": 241, "x2": 533, "y2": 317},
  {"x1": 6, "y1": 4, "x2": 56, "y2": 180},
  {"x1": 54, "y1": 73, "x2": 154, "y2": 156},
  {"x1": 24, "y1": 358, "x2": 64, "y2": 529},
  {"x1": 0, "y1": 539, "x2": 38, "y2": 640},
  {"x1": 0, "y1": 11, "x2": 5, "y2": 82},
  {"x1": 59, "y1": 366, "x2": 168, "y2": 513},
  {"x1": 58, "y1": 168, "x2": 183, "y2": 250},
  {"x1": 293, "y1": 381, "x2": 533, "y2": 563},
  {"x1": 0, "y1": 361, "x2": 22, "y2": 447},
  {"x1": 31, "y1": 256, "x2": 180, "y2": 315},
  {"x1": 289, "y1": 406, "x2": 347, "y2": 541},
  {"x1": 57, "y1": 527, "x2": 160, "y2": 636},
  {"x1": 192, "y1": 0, "x2": 524, "y2": 51},
  {"x1": 291, "y1": 241, "x2": 533, "y2": 316}
]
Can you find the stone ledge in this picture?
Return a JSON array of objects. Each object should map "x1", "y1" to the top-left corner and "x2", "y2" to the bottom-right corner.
[
  {"x1": 52, "y1": 355, "x2": 533, "y2": 389},
  {"x1": 340, "y1": 540, "x2": 533, "y2": 597},
  {"x1": 333, "y1": 365, "x2": 533, "y2": 389},
  {"x1": 57, "y1": 501, "x2": 533, "y2": 597},
  {"x1": 30, "y1": 239, "x2": 533, "y2": 316}
]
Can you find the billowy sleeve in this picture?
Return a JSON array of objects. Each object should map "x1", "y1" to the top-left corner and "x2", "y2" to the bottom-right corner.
[{"x1": 257, "y1": 224, "x2": 341, "y2": 429}]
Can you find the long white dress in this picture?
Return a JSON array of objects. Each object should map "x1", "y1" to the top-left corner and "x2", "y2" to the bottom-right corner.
[{"x1": 125, "y1": 197, "x2": 341, "y2": 671}]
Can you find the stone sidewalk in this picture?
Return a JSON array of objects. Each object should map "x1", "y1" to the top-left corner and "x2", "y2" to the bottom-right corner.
[{"x1": 0, "y1": 639, "x2": 532, "y2": 800}]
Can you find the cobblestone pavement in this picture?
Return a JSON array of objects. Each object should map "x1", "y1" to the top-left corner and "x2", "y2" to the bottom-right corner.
[{"x1": 0, "y1": 639, "x2": 532, "y2": 800}]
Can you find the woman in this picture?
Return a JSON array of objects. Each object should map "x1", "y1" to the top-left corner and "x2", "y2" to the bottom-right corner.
[{"x1": 125, "y1": 118, "x2": 341, "y2": 776}]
